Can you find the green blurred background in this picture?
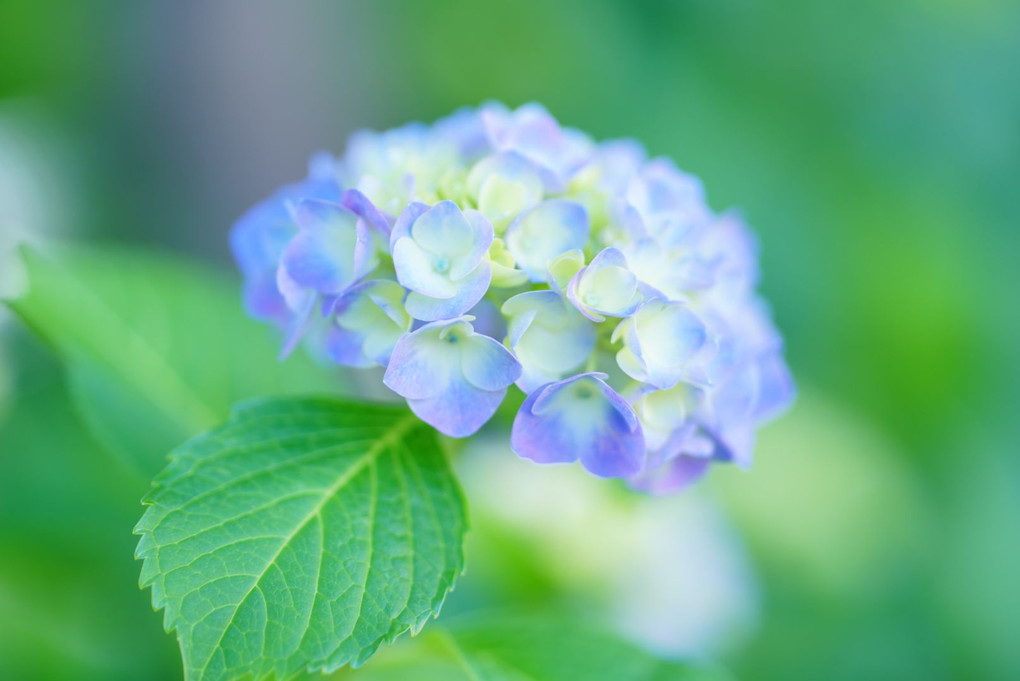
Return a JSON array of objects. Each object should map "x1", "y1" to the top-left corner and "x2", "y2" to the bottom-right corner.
[{"x1": 1, "y1": 1, "x2": 1018, "y2": 679}]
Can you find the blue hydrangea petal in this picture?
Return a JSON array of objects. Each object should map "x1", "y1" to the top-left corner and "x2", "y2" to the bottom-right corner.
[
  {"x1": 389, "y1": 201, "x2": 430, "y2": 245},
  {"x1": 566, "y1": 247, "x2": 643, "y2": 322},
  {"x1": 488, "y1": 238, "x2": 530, "y2": 289},
  {"x1": 628, "y1": 159, "x2": 705, "y2": 216},
  {"x1": 433, "y1": 106, "x2": 491, "y2": 161},
  {"x1": 365, "y1": 282, "x2": 411, "y2": 328},
  {"x1": 404, "y1": 261, "x2": 491, "y2": 322},
  {"x1": 505, "y1": 200, "x2": 590, "y2": 282},
  {"x1": 710, "y1": 362, "x2": 759, "y2": 432},
  {"x1": 325, "y1": 280, "x2": 411, "y2": 367},
  {"x1": 697, "y1": 360, "x2": 778, "y2": 469},
  {"x1": 282, "y1": 199, "x2": 377, "y2": 295},
  {"x1": 275, "y1": 266, "x2": 316, "y2": 359},
  {"x1": 466, "y1": 151, "x2": 541, "y2": 196},
  {"x1": 409, "y1": 200, "x2": 476, "y2": 257},
  {"x1": 276, "y1": 264, "x2": 313, "y2": 316},
  {"x1": 625, "y1": 159, "x2": 711, "y2": 246},
  {"x1": 450, "y1": 210, "x2": 495, "y2": 280},
  {"x1": 241, "y1": 268, "x2": 290, "y2": 324},
  {"x1": 612, "y1": 300, "x2": 712, "y2": 389},
  {"x1": 392, "y1": 202, "x2": 494, "y2": 320},
  {"x1": 697, "y1": 210, "x2": 760, "y2": 289},
  {"x1": 230, "y1": 156, "x2": 341, "y2": 324},
  {"x1": 466, "y1": 298, "x2": 508, "y2": 340},
  {"x1": 460, "y1": 334, "x2": 521, "y2": 392},
  {"x1": 630, "y1": 382, "x2": 705, "y2": 460},
  {"x1": 465, "y1": 151, "x2": 544, "y2": 228},
  {"x1": 592, "y1": 139, "x2": 647, "y2": 193},
  {"x1": 506, "y1": 305, "x2": 539, "y2": 349},
  {"x1": 384, "y1": 317, "x2": 516, "y2": 437},
  {"x1": 622, "y1": 237, "x2": 713, "y2": 300},
  {"x1": 481, "y1": 102, "x2": 593, "y2": 190},
  {"x1": 546, "y1": 249, "x2": 586, "y2": 291},
  {"x1": 502, "y1": 290, "x2": 595, "y2": 393},
  {"x1": 753, "y1": 351, "x2": 796, "y2": 422},
  {"x1": 507, "y1": 386, "x2": 581, "y2": 466},
  {"x1": 587, "y1": 245, "x2": 627, "y2": 270},
  {"x1": 233, "y1": 211, "x2": 288, "y2": 296},
  {"x1": 340, "y1": 188, "x2": 392, "y2": 238},
  {"x1": 341, "y1": 123, "x2": 459, "y2": 215},
  {"x1": 713, "y1": 424, "x2": 755, "y2": 468},
  {"x1": 630, "y1": 455, "x2": 711, "y2": 495},
  {"x1": 325, "y1": 323, "x2": 375, "y2": 368},
  {"x1": 511, "y1": 373, "x2": 644, "y2": 478},
  {"x1": 382, "y1": 318, "x2": 465, "y2": 400},
  {"x1": 406, "y1": 378, "x2": 507, "y2": 438},
  {"x1": 392, "y1": 237, "x2": 458, "y2": 299},
  {"x1": 281, "y1": 229, "x2": 352, "y2": 294}
]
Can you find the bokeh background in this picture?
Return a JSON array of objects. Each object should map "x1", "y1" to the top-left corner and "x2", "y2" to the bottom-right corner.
[{"x1": 2, "y1": 1, "x2": 1018, "y2": 679}]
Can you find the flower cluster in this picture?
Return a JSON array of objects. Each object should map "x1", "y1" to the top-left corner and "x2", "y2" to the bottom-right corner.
[{"x1": 231, "y1": 103, "x2": 794, "y2": 492}]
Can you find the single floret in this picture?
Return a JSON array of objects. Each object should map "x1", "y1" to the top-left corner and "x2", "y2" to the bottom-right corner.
[
  {"x1": 383, "y1": 316, "x2": 521, "y2": 437},
  {"x1": 511, "y1": 373, "x2": 644, "y2": 478},
  {"x1": 390, "y1": 201, "x2": 493, "y2": 322}
]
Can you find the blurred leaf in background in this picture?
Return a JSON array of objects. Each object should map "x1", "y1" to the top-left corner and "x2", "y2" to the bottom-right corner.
[
  {"x1": 8, "y1": 246, "x2": 347, "y2": 475},
  {"x1": 329, "y1": 614, "x2": 730, "y2": 681},
  {"x1": 0, "y1": 331, "x2": 180, "y2": 680}
]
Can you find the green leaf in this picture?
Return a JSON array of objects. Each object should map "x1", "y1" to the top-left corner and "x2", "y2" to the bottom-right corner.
[
  {"x1": 135, "y1": 397, "x2": 467, "y2": 681},
  {"x1": 5, "y1": 244, "x2": 344, "y2": 473},
  {"x1": 333, "y1": 614, "x2": 729, "y2": 681}
]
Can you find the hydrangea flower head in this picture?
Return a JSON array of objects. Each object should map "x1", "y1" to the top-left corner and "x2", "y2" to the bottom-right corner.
[{"x1": 232, "y1": 102, "x2": 794, "y2": 493}]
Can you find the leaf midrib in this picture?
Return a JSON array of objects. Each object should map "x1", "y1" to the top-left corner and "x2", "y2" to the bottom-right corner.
[{"x1": 189, "y1": 411, "x2": 419, "y2": 681}]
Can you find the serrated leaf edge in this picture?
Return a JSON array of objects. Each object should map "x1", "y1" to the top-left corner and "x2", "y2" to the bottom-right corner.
[{"x1": 134, "y1": 399, "x2": 469, "y2": 681}]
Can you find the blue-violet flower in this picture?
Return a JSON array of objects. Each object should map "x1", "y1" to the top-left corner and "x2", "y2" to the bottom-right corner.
[{"x1": 231, "y1": 102, "x2": 795, "y2": 493}]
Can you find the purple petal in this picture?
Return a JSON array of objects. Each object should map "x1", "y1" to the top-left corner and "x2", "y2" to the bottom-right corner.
[
  {"x1": 460, "y1": 335, "x2": 521, "y2": 391},
  {"x1": 588, "y1": 246, "x2": 628, "y2": 270},
  {"x1": 389, "y1": 202, "x2": 430, "y2": 249},
  {"x1": 275, "y1": 266, "x2": 316, "y2": 359},
  {"x1": 382, "y1": 319, "x2": 465, "y2": 400},
  {"x1": 631, "y1": 456, "x2": 712, "y2": 495},
  {"x1": 407, "y1": 378, "x2": 507, "y2": 438},
  {"x1": 434, "y1": 106, "x2": 491, "y2": 160},
  {"x1": 453, "y1": 210, "x2": 495, "y2": 279},
  {"x1": 241, "y1": 269, "x2": 289, "y2": 325},
  {"x1": 409, "y1": 200, "x2": 474, "y2": 256},
  {"x1": 341, "y1": 188, "x2": 392, "y2": 238},
  {"x1": 325, "y1": 324, "x2": 375, "y2": 368},
  {"x1": 481, "y1": 102, "x2": 592, "y2": 189},
  {"x1": 505, "y1": 199, "x2": 590, "y2": 282},
  {"x1": 384, "y1": 316, "x2": 512, "y2": 437},
  {"x1": 466, "y1": 298, "x2": 508, "y2": 340},
  {"x1": 283, "y1": 199, "x2": 375, "y2": 294},
  {"x1": 593, "y1": 139, "x2": 647, "y2": 192},
  {"x1": 511, "y1": 373, "x2": 644, "y2": 478},
  {"x1": 230, "y1": 162, "x2": 341, "y2": 326},
  {"x1": 753, "y1": 352, "x2": 796, "y2": 422},
  {"x1": 509, "y1": 384, "x2": 582, "y2": 465}
]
